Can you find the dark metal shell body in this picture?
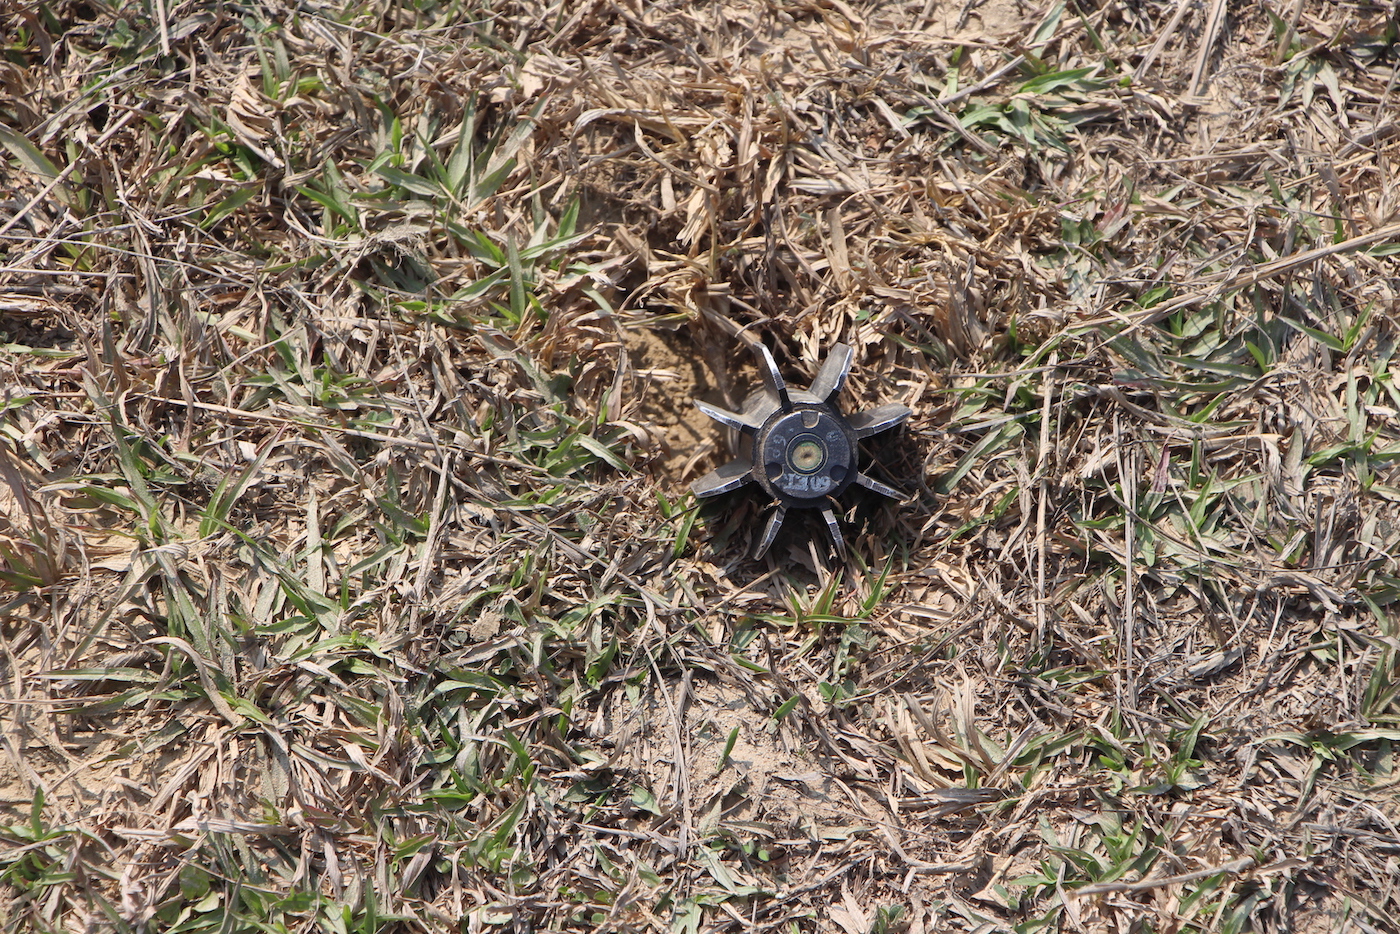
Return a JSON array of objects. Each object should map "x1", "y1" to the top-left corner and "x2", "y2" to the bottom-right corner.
[{"x1": 752, "y1": 401, "x2": 858, "y2": 505}]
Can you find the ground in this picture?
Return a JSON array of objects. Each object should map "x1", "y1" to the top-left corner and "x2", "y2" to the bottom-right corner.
[{"x1": 2, "y1": 0, "x2": 1400, "y2": 932}]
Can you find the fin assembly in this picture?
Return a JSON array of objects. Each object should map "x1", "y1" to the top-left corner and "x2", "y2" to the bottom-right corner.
[{"x1": 690, "y1": 340, "x2": 911, "y2": 558}]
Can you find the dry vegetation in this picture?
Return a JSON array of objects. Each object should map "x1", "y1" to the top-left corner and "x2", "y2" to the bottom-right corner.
[{"x1": 2, "y1": 0, "x2": 1400, "y2": 931}]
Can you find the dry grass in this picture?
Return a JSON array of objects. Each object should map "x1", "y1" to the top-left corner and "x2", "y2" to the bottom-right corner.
[{"x1": 2, "y1": 0, "x2": 1400, "y2": 931}]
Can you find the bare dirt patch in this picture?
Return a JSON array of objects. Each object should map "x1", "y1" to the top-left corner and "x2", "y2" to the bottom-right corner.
[
  {"x1": 922, "y1": 0, "x2": 1033, "y2": 41},
  {"x1": 623, "y1": 326, "x2": 723, "y2": 482}
]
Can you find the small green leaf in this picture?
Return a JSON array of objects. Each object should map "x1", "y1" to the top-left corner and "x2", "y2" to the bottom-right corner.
[
  {"x1": 29, "y1": 786, "x2": 45, "y2": 838},
  {"x1": 717, "y1": 727, "x2": 739, "y2": 773},
  {"x1": 1018, "y1": 65, "x2": 1098, "y2": 95},
  {"x1": 772, "y1": 695, "x2": 800, "y2": 720},
  {"x1": 1276, "y1": 316, "x2": 1345, "y2": 352},
  {"x1": 0, "y1": 123, "x2": 74, "y2": 207},
  {"x1": 373, "y1": 165, "x2": 444, "y2": 199},
  {"x1": 201, "y1": 186, "x2": 256, "y2": 229},
  {"x1": 671, "y1": 500, "x2": 699, "y2": 559},
  {"x1": 630, "y1": 785, "x2": 664, "y2": 816},
  {"x1": 574, "y1": 432, "x2": 629, "y2": 471},
  {"x1": 506, "y1": 236, "x2": 527, "y2": 323}
]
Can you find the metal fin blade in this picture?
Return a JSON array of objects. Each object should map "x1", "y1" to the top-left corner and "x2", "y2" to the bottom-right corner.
[
  {"x1": 848, "y1": 402, "x2": 911, "y2": 439},
  {"x1": 754, "y1": 342, "x2": 792, "y2": 412},
  {"x1": 695, "y1": 400, "x2": 761, "y2": 433},
  {"x1": 855, "y1": 472, "x2": 902, "y2": 499},
  {"x1": 691, "y1": 458, "x2": 754, "y2": 497},
  {"x1": 754, "y1": 506, "x2": 787, "y2": 558},
  {"x1": 809, "y1": 343, "x2": 853, "y2": 403},
  {"x1": 821, "y1": 506, "x2": 846, "y2": 557}
]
